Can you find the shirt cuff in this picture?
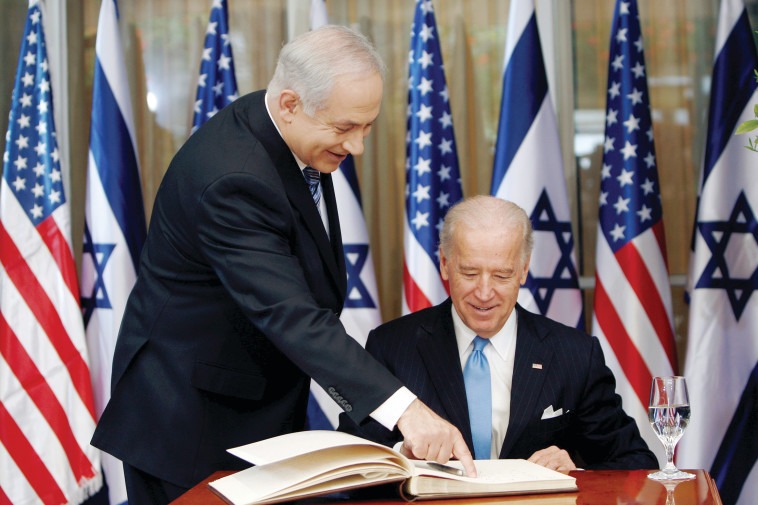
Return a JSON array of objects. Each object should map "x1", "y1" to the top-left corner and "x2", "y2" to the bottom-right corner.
[{"x1": 369, "y1": 387, "x2": 417, "y2": 431}]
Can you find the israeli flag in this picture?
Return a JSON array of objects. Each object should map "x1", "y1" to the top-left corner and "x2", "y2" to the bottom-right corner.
[
  {"x1": 679, "y1": 1, "x2": 758, "y2": 504},
  {"x1": 81, "y1": 1, "x2": 147, "y2": 503},
  {"x1": 490, "y1": 0, "x2": 583, "y2": 329}
]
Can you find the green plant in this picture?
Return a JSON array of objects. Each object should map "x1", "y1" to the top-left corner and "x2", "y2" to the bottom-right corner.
[{"x1": 735, "y1": 72, "x2": 758, "y2": 152}]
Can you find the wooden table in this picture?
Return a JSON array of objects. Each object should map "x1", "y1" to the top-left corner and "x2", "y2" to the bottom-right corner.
[{"x1": 171, "y1": 469, "x2": 721, "y2": 505}]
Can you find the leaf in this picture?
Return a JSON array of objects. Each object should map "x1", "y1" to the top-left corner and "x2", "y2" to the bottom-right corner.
[{"x1": 735, "y1": 120, "x2": 758, "y2": 134}]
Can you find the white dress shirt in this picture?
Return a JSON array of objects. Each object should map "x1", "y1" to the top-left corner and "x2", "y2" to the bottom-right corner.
[{"x1": 452, "y1": 305, "x2": 518, "y2": 459}]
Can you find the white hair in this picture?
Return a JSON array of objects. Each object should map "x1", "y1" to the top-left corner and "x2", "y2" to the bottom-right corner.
[
  {"x1": 439, "y1": 195, "x2": 534, "y2": 266},
  {"x1": 267, "y1": 25, "x2": 385, "y2": 116}
]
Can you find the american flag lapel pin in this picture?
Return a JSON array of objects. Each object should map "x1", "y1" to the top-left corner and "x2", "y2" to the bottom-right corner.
[{"x1": 532, "y1": 363, "x2": 543, "y2": 369}]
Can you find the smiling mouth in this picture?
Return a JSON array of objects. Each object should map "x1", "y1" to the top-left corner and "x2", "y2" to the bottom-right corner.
[{"x1": 473, "y1": 305, "x2": 494, "y2": 312}]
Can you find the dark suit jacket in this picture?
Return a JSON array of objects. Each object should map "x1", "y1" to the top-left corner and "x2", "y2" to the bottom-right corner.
[
  {"x1": 338, "y1": 299, "x2": 657, "y2": 470},
  {"x1": 91, "y1": 90, "x2": 403, "y2": 487}
]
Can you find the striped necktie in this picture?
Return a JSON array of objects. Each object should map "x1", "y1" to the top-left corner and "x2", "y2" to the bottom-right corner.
[
  {"x1": 303, "y1": 166, "x2": 322, "y2": 211},
  {"x1": 464, "y1": 336, "x2": 492, "y2": 459}
]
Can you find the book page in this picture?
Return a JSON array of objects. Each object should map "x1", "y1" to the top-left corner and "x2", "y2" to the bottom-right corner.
[
  {"x1": 209, "y1": 453, "x2": 408, "y2": 505},
  {"x1": 227, "y1": 430, "x2": 403, "y2": 466},
  {"x1": 407, "y1": 459, "x2": 577, "y2": 498},
  {"x1": 413, "y1": 459, "x2": 574, "y2": 483},
  {"x1": 210, "y1": 431, "x2": 414, "y2": 505}
]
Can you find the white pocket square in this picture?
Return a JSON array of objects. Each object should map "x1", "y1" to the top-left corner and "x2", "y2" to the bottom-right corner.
[{"x1": 541, "y1": 405, "x2": 563, "y2": 420}]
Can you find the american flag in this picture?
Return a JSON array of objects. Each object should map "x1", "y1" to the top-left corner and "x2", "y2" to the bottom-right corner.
[
  {"x1": 402, "y1": 0, "x2": 463, "y2": 314},
  {"x1": 490, "y1": 0, "x2": 584, "y2": 329},
  {"x1": 81, "y1": 1, "x2": 146, "y2": 503},
  {"x1": 192, "y1": 0, "x2": 239, "y2": 133},
  {"x1": 678, "y1": 1, "x2": 758, "y2": 503},
  {"x1": 590, "y1": 0, "x2": 677, "y2": 465},
  {"x1": 0, "y1": 2, "x2": 102, "y2": 504}
]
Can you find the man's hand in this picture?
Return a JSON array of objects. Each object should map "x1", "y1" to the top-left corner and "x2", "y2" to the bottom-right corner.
[
  {"x1": 527, "y1": 446, "x2": 577, "y2": 472},
  {"x1": 396, "y1": 399, "x2": 477, "y2": 477}
]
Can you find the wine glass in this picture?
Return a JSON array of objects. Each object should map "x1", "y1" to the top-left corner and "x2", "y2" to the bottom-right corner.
[{"x1": 647, "y1": 376, "x2": 695, "y2": 480}]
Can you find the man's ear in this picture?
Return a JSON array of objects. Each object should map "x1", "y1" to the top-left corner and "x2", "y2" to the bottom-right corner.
[
  {"x1": 439, "y1": 246, "x2": 449, "y2": 281},
  {"x1": 278, "y1": 89, "x2": 299, "y2": 123},
  {"x1": 519, "y1": 257, "x2": 530, "y2": 286}
]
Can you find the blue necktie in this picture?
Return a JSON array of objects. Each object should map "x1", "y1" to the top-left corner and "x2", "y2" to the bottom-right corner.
[
  {"x1": 303, "y1": 166, "x2": 322, "y2": 211},
  {"x1": 464, "y1": 336, "x2": 492, "y2": 459}
]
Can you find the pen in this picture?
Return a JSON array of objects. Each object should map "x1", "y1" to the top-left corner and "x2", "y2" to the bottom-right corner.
[{"x1": 426, "y1": 462, "x2": 464, "y2": 476}]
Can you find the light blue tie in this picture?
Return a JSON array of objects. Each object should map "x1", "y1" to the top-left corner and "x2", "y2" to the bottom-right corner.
[
  {"x1": 464, "y1": 336, "x2": 492, "y2": 459},
  {"x1": 303, "y1": 166, "x2": 322, "y2": 210}
]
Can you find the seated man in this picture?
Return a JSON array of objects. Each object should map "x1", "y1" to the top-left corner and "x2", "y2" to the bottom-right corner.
[{"x1": 339, "y1": 195, "x2": 657, "y2": 471}]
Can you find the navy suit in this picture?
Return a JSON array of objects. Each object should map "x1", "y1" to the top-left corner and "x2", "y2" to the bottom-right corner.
[
  {"x1": 92, "y1": 90, "x2": 403, "y2": 488},
  {"x1": 338, "y1": 299, "x2": 657, "y2": 470}
]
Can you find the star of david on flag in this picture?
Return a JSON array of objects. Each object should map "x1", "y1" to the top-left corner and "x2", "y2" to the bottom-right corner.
[
  {"x1": 402, "y1": 0, "x2": 463, "y2": 314},
  {"x1": 490, "y1": 0, "x2": 584, "y2": 329},
  {"x1": 1, "y1": 1, "x2": 102, "y2": 503},
  {"x1": 590, "y1": 0, "x2": 677, "y2": 466},
  {"x1": 192, "y1": 0, "x2": 239, "y2": 133},
  {"x1": 679, "y1": 1, "x2": 758, "y2": 503}
]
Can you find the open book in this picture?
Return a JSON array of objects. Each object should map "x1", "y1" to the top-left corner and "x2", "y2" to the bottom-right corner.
[{"x1": 208, "y1": 430, "x2": 577, "y2": 505}]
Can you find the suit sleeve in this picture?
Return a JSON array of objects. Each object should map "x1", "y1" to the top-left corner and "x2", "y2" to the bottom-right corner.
[
  {"x1": 573, "y1": 337, "x2": 658, "y2": 470},
  {"x1": 195, "y1": 169, "x2": 403, "y2": 423},
  {"x1": 337, "y1": 328, "x2": 405, "y2": 446}
]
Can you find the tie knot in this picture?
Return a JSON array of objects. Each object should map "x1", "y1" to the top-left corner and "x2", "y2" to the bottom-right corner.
[
  {"x1": 472, "y1": 336, "x2": 489, "y2": 352},
  {"x1": 303, "y1": 166, "x2": 322, "y2": 210},
  {"x1": 303, "y1": 166, "x2": 320, "y2": 187}
]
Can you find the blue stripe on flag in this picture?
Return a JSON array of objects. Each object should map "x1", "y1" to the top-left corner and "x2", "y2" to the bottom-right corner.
[
  {"x1": 491, "y1": 14, "x2": 548, "y2": 192},
  {"x1": 89, "y1": 59, "x2": 146, "y2": 272},
  {"x1": 702, "y1": 10, "x2": 758, "y2": 185},
  {"x1": 710, "y1": 361, "x2": 758, "y2": 505},
  {"x1": 339, "y1": 155, "x2": 362, "y2": 207}
]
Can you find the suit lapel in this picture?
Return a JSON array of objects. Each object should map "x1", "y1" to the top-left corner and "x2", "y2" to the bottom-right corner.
[
  {"x1": 416, "y1": 300, "x2": 474, "y2": 451},
  {"x1": 246, "y1": 91, "x2": 344, "y2": 301},
  {"x1": 500, "y1": 306, "x2": 554, "y2": 458}
]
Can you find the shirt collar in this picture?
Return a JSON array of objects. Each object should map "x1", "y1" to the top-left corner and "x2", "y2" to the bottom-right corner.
[{"x1": 451, "y1": 303, "x2": 518, "y2": 363}]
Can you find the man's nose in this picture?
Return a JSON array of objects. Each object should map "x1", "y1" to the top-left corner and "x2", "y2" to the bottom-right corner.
[
  {"x1": 475, "y1": 278, "x2": 495, "y2": 299},
  {"x1": 343, "y1": 129, "x2": 365, "y2": 156}
]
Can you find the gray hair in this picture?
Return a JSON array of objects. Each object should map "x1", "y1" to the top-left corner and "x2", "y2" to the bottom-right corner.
[
  {"x1": 267, "y1": 25, "x2": 386, "y2": 116},
  {"x1": 439, "y1": 195, "x2": 534, "y2": 267}
]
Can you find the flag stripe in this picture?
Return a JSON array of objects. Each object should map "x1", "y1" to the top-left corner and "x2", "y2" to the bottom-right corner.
[
  {"x1": 593, "y1": 277, "x2": 651, "y2": 406},
  {"x1": 402, "y1": 260, "x2": 433, "y2": 313},
  {"x1": 702, "y1": 10, "x2": 757, "y2": 184},
  {"x1": 339, "y1": 158, "x2": 362, "y2": 207},
  {"x1": 0, "y1": 219, "x2": 95, "y2": 421},
  {"x1": 491, "y1": 13, "x2": 547, "y2": 192},
  {"x1": 0, "y1": 312, "x2": 94, "y2": 485},
  {"x1": 0, "y1": 402, "x2": 66, "y2": 505},
  {"x1": 616, "y1": 226, "x2": 676, "y2": 369},
  {"x1": 89, "y1": 59, "x2": 146, "y2": 272},
  {"x1": 36, "y1": 216, "x2": 80, "y2": 300},
  {"x1": 0, "y1": 484, "x2": 11, "y2": 505}
]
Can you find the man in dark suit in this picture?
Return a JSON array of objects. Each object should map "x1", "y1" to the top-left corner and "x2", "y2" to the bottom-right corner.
[
  {"x1": 91, "y1": 26, "x2": 473, "y2": 505},
  {"x1": 339, "y1": 195, "x2": 657, "y2": 471}
]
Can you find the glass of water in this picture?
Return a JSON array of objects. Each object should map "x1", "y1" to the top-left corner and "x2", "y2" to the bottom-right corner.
[{"x1": 648, "y1": 376, "x2": 695, "y2": 480}]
